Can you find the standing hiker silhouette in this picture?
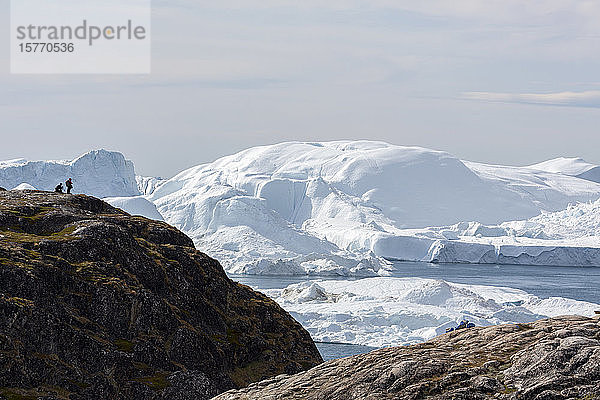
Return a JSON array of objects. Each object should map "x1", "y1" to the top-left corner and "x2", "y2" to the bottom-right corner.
[{"x1": 65, "y1": 178, "x2": 73, "y2": 194}]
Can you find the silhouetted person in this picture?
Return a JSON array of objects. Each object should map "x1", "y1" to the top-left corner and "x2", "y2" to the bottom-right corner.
[
  {"x1": 65, "y1": 178, "x2": 73, "y2": 194},
  {"x1": 55, "y1": 183, "x2": 64, "y2": 193}
]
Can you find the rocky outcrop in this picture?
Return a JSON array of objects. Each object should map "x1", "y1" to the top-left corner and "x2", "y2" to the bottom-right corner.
[
  {"x1": 215, "y1": 316, "x2": 600, "y2": 400},
  {"x1": 0, "y1": 191, "x2": 322, "y2": 399}
]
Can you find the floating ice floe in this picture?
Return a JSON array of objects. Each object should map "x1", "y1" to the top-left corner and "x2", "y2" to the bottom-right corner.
[{"x1": 264, "y1": 277, "x2": 600, "y2": 347}]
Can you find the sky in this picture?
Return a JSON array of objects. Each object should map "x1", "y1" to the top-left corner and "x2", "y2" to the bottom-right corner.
[{"x1": 1, "y1": 0, "x2": 600, "y2": 178}]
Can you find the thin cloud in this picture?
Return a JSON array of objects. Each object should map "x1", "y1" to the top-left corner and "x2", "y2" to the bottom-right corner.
[{"x1": 461, "y1": 90, "x2": 600, "y2": 108}]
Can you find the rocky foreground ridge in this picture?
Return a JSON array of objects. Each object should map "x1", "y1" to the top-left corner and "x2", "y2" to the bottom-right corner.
[
  {"x1": 216, "y1": 316, "x2": 600, "y2": 400},
  {"x1": 0, "y1": 190, "x2": 322, "y2": 399}
]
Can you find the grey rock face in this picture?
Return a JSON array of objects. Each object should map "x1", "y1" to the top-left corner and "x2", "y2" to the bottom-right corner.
[
  {"x1": 0, "y1": 191, "x2": 322, "y2": 399},
  {"x1": 215, "y1": 316, "x2": 600, "y2": 400}
]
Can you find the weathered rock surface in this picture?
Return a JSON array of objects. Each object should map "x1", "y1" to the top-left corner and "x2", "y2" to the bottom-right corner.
[
  {"x1": 0, "y1": 191, "x2": 322, "y2": 399},
  {"x1": 215, "y1": 316, "x2": 600, "y2": 400}
]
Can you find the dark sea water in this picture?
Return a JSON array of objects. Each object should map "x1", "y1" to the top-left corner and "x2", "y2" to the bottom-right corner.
[{"x1": 230, "y1": 261, "x2": 600, "y2": 360}]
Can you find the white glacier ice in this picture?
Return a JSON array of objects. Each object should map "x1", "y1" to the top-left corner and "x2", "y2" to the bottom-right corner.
[
  {"x1": 385, "y1": 199, "x2": 600, "y2": 266},
  {"x1": 502, "y1": 200, "x2": 600, "y2": 239},
  {"x1": 0, "y1": 150, "x2": 140, "y2": 198},
  {"x1": 529, "y1": 157, "x2": 600, "y2": 184},
  {"x1": 264, "y1": 277, "x2": 600, "y2": 347},
  {"x1": 148, "y1": 141, "x2": 600, "y2": 274}
]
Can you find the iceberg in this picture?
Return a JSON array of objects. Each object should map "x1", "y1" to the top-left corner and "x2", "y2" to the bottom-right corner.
[
  {"x1": 149, "y1": 141, "x2": 600, "y2": 273},
  {"x1": 0, "y1": 149, "x2": 139, "y2": 198}
]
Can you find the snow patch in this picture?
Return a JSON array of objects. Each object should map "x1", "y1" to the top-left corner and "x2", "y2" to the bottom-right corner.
[
  {"x1": 104, "y1": 196, "x2": 164, "y2": 221},
  {"x1": 12, "y1": 183, "x2": 37, "y2": 191}
]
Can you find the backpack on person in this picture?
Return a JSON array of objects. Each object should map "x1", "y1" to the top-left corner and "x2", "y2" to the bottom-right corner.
[{"x1": 65, "y1": 178, "x2": 73, "y2": 194}]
